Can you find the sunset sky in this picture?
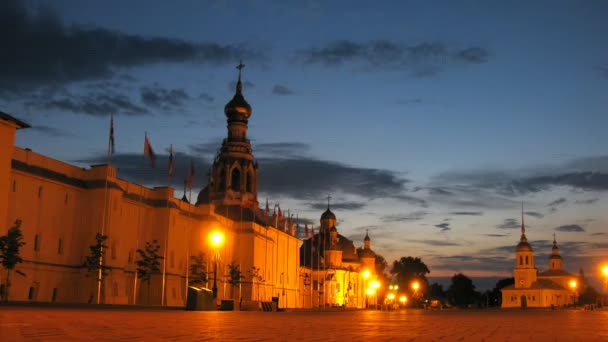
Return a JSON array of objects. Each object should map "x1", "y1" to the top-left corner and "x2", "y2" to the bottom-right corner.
[{"x1": 2, "y1": 0, "x2": 607, "y2": 288}]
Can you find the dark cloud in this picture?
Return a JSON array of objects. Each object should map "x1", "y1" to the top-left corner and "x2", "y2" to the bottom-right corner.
[
  {"x1": 381, "y1": 210, "x2": 427, "y2": 223},
  {"x1": 254, "y1": 142, "x2": 311, "y2": 159},
  {"x1": 590, "y1": 232, "x2": 606, "y2": 236},
  {"x1": 198, "y1": 93, "x2": 214, "y2": 103},
  {"x1": 294, "y1": 40, "x2": 490, "y2": 76},
  {"x1": 272, "y1": 84, "x2": 295, "y2": 96},
  {"x1": 28, "y1": 124, "x2": 77, "y2": 138},
  {"x1": 524, "y1": 211, "x2": 544, "y2": 219},
  {"x1": 141, "y1": 86, "x2": 190, "y2": 110},
  {"x1": 434, "y1": 223, "x2": 451, "y2": 232},
  {"x1": 0, "y1": 0, "x2": 262, "y2": 95},
  {"x1": 25, "y1": 89, "x2": 148, "y2": 116},
  {"x1": 449, "y1": 211, "x2": 483, "y2": 216},
  {"x1": 410, "y1": 239, "x2": 460, "y2": 247},
  {"x1": 431, "y1": 255, "x2": 511, "y2": 273},
  {"x1": 555, "y1": 224, "x2": 585, "y2": 232},
  {"x1": 575, "y1": 198, "x2": 598, "y2": 205},
  {"x1": 547, "y1": 198, "x2": 567, "y2": 207},
  {"x1": 483, "y1": 234, "x2": 508, "y2": 237},
  {"x1": 390, "y1": 194, "x2": 428, "y2": 207},
  {"x1": 188, "y1": 140, "x2": 223, "y2": 157},
  {"x1": 308, "y1": 201, "x2": 366, "y2": 211},
  {"x1": 496, "y1": 218, "x2": 521, "y2": 229}
]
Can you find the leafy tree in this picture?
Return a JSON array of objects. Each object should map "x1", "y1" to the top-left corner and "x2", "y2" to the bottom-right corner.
[
  {"x1": 82, "y1": 233, "x2": 110, "y2": 303},
  {"x1": 390, "y1": 256, "x2": 430, "y2": 299},
  {"x1": 428, "y1": 282, "x2": 445, "y2": 299},
  {"x1": 489, "y1": 277, "x2": 514, "y2": 307},
  {"x1": 188, "y1": 252, "x2": 207, "y2": 287},
  {"x1": 248, "y1": 266, "x2": 265, "y2": 301},
  {"x1": 447, "y1": 273, "x2": 478, "y2": 308},
  {"x1": 227, "y1": 262, "x2": 244, "y2": 299},
  {"x1": 578, "y1": 285, "x2": 599, "y2": 305},
  {"x1": 0, "y1": 219, "x2": 26, "y2": 302},
  {"x1": 136, "y1": 240, "x2": 164, "y2": 304}
]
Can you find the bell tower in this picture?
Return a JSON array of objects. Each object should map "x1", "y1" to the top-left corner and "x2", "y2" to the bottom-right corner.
[
  {"x1": 208, "y1": 61, "x2": 259, "y2": 207},
  {"x1": 513, "y1": 204, "x2": 537, "y2": 288}
]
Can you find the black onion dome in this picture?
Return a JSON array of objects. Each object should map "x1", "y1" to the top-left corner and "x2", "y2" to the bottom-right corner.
[
  {"x1": 224, "y1": 81, "x2": 251, "y2": 118},
  {"x1": 196, "y1": 185, "x2": 210, "y2": 205},
  {"x1": 516, "y1": 240, "x2": 533, "y2": 252},
  {"x1": 321, "y1": 208, "x2": 336, "y2": 220}
]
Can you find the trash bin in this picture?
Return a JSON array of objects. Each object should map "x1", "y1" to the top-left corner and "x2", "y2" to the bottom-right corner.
[{"x1": 186, "y1": 286, "x2": 215, "y2": 310}]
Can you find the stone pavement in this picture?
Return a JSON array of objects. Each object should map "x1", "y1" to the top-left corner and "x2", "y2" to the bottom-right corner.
[{"x1": 0, "y1": 307, "x2": 607, "y2": 341}]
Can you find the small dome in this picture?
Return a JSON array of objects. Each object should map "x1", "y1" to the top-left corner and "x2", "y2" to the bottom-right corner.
[
  {"x1": 364, "y1": 232, "x2": 370, "y2": 242},
  {"x1": 516, "y1": 241, "x2": 533, "y2": 252},
  {"x1": 358, "y1": 248, "x2": 376, "y2": 259},
  {"x1": 321, "y1": 208, "x2": 336, "y2": 220},
  {"x1": 549, "y1": 254, "x2": 562, "y2": 260},
  {"x1": 224, "y1": 82, "x2": 251, "y2": 118},
  {"x1": 195, "y1": 186, "x2": 210, "y2": 205}
]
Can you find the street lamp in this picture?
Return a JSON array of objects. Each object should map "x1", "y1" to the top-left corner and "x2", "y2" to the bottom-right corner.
[
  {"x1": 569, "y1": 279, "x2": 578, "y2": 306},
  {"x1": 411, "y1": 281, "x2": 420, "y2": 308},
  {"x1": 362, "y1": 270, "x2": 370, "y2": 308},
  {"x1": 370, "y1": 280, "x2": 381, "y2": 309},
  {"x1": 209, "y1": 230, "x2": 224, "y2": 299},
  {"x1": 399, "y1": 295, "x2": 407, "y2": 307}
]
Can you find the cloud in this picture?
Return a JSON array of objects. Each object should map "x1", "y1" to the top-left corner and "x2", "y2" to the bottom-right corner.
[
  {"x1": 575, "y1": 198, "x2": 598, "y2": 205},
  {"x1": 381, "y1": 210, "x2": 427, "y2": 223},
  {"x1": 0, "y1": 0, "x2": 262, "y2": 95},
  {"x1": 254, "y1": 142, "x2": 311, "y2": 159},
  {"x1": 524, "y1": 211, "x2": 544, "y2": 218},
  {"x1": 25, "y1": 89, "x2": 148, "y2": 116},
  {"x1": 28, "y1": 124, "x2": 77, "y2": 138},
  {"x1": 308, "y1": 201, "x2": 366, "y2": 211},
  {"x1": 590, "y1": 232, "x2": 606, "y2": 236},
  {"x1": 483, "y1": 234, "x2": 508, "y2": 237},
  {"x1": 449, "y1": 211, "x2": 483, "y2": 216},
  {"x1": 555, "y1": 224, "x2": 585, "y2": 232},
  {"x1": 496, "y1": 218, "x2": 521, "y2": 229},
  {"x1": 547, "y1": 198, "x2": 567, "y2": 206},
  {"x1": 434, "y1": 223, "x2": 451, "y2": 232},
  {"x1": 410, "y1": 239, "x2": 461, "y2": 247},
  {"x1": 141, "y1": 86, "x2": 190, "y2": 110},
  {"x1": 272, "y1": 84, "x2": 295, "y2": 96},
  {"x1": 294, "y1": 40, "x2": 490, "y2": 76},
  {"x1": 198, "y1": 93, "x2": 214, "y2": 103}
]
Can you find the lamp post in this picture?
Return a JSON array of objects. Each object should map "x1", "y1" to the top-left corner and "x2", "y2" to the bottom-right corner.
[
  {"x1": 209, "y1": 230, "x2": 224, "y2": 299},
  {"x1": 370, "y1": 280, "x2": 381, "y2": 309},
  {"x1": 601, "y1": 265, "x2": 608, "y2": 306},
  {"x1": 411, "y1": 281, "x2": 420, "y2": 308},
  {"x1": 399, "y1": 295, "x2": 407, "y2": 308},
  {"x1": 569, "y1": 279, "x2": 578, "y2": 306}
]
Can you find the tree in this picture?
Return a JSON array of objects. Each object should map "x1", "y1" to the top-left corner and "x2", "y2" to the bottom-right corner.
[
  {"x1": 248, "y1": 266, "x2": 265, "y2": 301},
  {"x1": 374, "y1": 254, "x2": 388, "y2": 277},
  {"x1": 390, "y1": 256, "x2": 430, "y2": 298},
  {"x1": 0, "y1": 219, "x2": 26, "y2": 302},
  {"x1": 490, "y1": 277, "x2": 514, "y2": 307},
  {"x1": 227, "y1": 262, "x2": 244, "y2": 300},
  {"x1": 578, "y1": 285, "x2": 599, "y2": 305},
  {"x1": 188, "y1": 252, "x2": 207, "y2": 287},
  {"x1": 136, "y1": 240, "x2": 164, "y2": 304},
  {"x1": 82, "y1": 233, "x2": 110, "y2": 303},
  {"x1": 447, "y1": 273, "x2": 478, "y2": 308}
]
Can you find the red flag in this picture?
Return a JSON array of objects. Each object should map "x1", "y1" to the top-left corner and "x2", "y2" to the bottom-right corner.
[
  {"x1": 185, "y1": 159, "x2": 195, "y2": 189},
  {"x1": 144, "y1": 133, "x2": 156, "y2": 167},
  {"x1": 109, "y1": 113, "x2": 115, "y2": 155},
  {"x1": 168, "y1": 145, "x2": 174, "y2": 177}
]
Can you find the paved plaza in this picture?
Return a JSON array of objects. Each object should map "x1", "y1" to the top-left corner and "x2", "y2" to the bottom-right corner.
[{"x1": 0, "y1": 306, "x2": 607, "y2": 341}]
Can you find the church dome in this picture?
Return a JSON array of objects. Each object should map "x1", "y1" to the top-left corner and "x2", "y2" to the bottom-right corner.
[
  {"x1": 549, "y1": 254, "x2": 562, "y2": 260},
  {"x1": 330, "y1": 226, "x2": 338, "y2": 233},
  {"x1": 516, "y1": 240, "x2": 533, "y2": 252},
  {"x1": 224, "y1": 91, "x2": 251, "y2": 118},
  {"x1": 321, "y1": 208, "x2": 336, "y2": 220},
  {"x1": 195, "y1": 185, "x2": 210, "y2": 205}
]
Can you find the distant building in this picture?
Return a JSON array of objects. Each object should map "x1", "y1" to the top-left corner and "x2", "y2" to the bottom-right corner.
[
  {"x1": 501, "y1": 209, "x2": 580, "y2": 308},
  {"x1": 0, "y1": 67, "x2": 374, "y2": 309}
]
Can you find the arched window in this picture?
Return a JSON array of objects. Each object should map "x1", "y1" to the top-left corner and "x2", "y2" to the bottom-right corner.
[
  {"x1": 231, "y1": 168, "x2": 241, "y2": 191},
  {"x1": 246, "y1": 172, "x2": 252, "y2": 192},
  {"x1": 52, "y1": 288, "x2": 58, "y2": 302},
  {"x1": 28, "y1": 286, "x2": 36, "y2": 300},
  {"x1": 57, "y1": 238, "x2": 63, "y2": 255},
  {"x1": 519, "y1": 256, "x2": 523, "y2": 265},
  {"x1": 525, "y1": 256, "x2": 529, "y2": 265}
]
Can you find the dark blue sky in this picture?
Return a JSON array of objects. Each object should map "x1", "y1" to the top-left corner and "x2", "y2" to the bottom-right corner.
[{"x1": 2, "y1": 0, "x2": 607, "y2": 283}]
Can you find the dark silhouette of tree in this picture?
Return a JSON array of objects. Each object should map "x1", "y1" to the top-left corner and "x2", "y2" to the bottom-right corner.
[
  {"x1": 489, "y1": 277, "x2": 514, "y2": 307},
  {"x1": 136, "y1": 240, "x2": 164, "y2": 304},
  {"x1": 227, "y1": 262, "x2": 244, "y2": 299},
  {"x1": 0, "y1": 219, "x2": 26, "y2": 302},
  {"x1": 578, "y1": 285, "x2": 599, "y2": 305},
  {"x1": 82, "y1": 233, "x2": 110, "y2": 303},
  {"x1": 428, "y1": 282, "x2": 445, "y2": 299},
  {"x1": 447, "y1": 273, "x2": 478, "y2": 308},
  {"x1": 188, "y1": 252, "x2": 207, "y2": 287},
  {"x1": 374, "y1": 254, "x2": 388, "y2": 277},
  {"x1": 390, "y1": 256, "x2": 430, "y2": 300}
]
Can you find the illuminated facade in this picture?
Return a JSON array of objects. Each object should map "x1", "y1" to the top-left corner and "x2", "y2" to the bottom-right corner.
[
  {"x1": 0, "y1": 70, "x2": 314, "y2": 309},
  {"x1": 501, "y1": 211, "x2": 580, "y2": 308}
]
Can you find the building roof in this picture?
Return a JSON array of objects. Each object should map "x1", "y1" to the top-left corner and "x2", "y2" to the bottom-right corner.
[
  {"x1": 501, "y1": 278, "x2": 567, "y2": 291},
  {"x1": 538, "y1": 269, "x2": 572, "y2": 277},
  {"x1": 0, "y1": 111, "x2": 30, "y2": 129},
  {"x1": 321, "y1": 208, "x2": 336, "y2": 220}
]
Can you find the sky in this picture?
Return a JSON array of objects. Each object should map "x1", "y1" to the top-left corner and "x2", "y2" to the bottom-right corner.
[{"x1": 2, "y1": 0, "x2": 607, "y2": 289}]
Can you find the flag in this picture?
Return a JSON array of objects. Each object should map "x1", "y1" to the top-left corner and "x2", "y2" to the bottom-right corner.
[
  {"x1": 144, "y1": 134, "x2": 156, "y2": 167},
  {"x1": 109, "y1": 113, "x2": 115, "y2": 155},
  {"x1": 185, "y1": 159, "x2": 195, "y2": 189},
  {"x1": 305, "y1": 224, "x2": 309, "y2": 238},
  {"x1": 168, "y1": 145, "x2": 174, "y2": 177}
]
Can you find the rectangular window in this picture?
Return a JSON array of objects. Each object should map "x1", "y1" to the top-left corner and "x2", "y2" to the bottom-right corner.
[
  {"x1": 12, "y1": 180, "x2": 16, "y2": 192},
  {"x1": 28, "y1": 287, "x2": 35, "y2": 300},
  {"x1": 52, "y1": 288, "x2": 58, "y2": 302},
  {"x1": 313, "y1": 280, "x2": 319, "y2": 291},
  {"x1": 34, "y1": 234, "x2": 40, "y2": 251},
  {"x1": 57, "y1": 238, "x2": 63, "y2": 255},
  {"x1": 38, "y1": 186, "x2": 42, "y2": 198}
]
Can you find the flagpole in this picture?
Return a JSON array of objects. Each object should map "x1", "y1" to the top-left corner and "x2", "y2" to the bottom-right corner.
[
  {"x1": 161, "y1": 144, "x2": 173, "y2": 306},
  {"x1": 97, "y1": 112, "x2": 114, "y2": 305},
  {"x1": 134, "y1": 131, "x2": 149, "y2": 304}
]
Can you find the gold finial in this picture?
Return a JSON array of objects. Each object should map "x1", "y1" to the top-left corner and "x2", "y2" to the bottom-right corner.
[{"x1": 327, "y1": 194, "x2": 332, "y2": 210}]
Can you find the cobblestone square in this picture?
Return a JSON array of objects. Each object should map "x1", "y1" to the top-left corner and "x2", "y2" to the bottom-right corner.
[{"x1": 1, "y1": 307, "x2": 607, "y2": 341}]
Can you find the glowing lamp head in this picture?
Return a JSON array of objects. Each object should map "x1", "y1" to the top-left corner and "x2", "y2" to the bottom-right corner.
[
  {"x1": 366, "y1": 288, "x2": 375, "y2": 295},
  {"x1": 412, "y1": 281, "x2": 420, "y2": 291},
  {"x1": 370, "y1": 280, "x2": 381, "y2": 289},
  {"x1": 387, "y1": 293, "x2": 395, "y2": 300},
  {"x1": 209, "y1": 230, "x2": 224, "y2": 248},
  {"x1": 602, "y1": 265, "x2": 608, "y2": 276},
  {"x1": 362, "y1": 270, "x2": 371, "y2": 279},
  {"x1": 569, "y1": 280, "x2": 577, "y2": 289},
  {"x1": 399, "y1": 295, "x2": 407, "y2": 303}
]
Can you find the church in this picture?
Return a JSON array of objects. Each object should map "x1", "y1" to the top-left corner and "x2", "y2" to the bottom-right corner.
[
  {"x1": 501, "y1": 210, "x2": 581, "y2": 308},
  {"x1": 0, "y1": 65, "x2": 376, "y2": 309}
]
